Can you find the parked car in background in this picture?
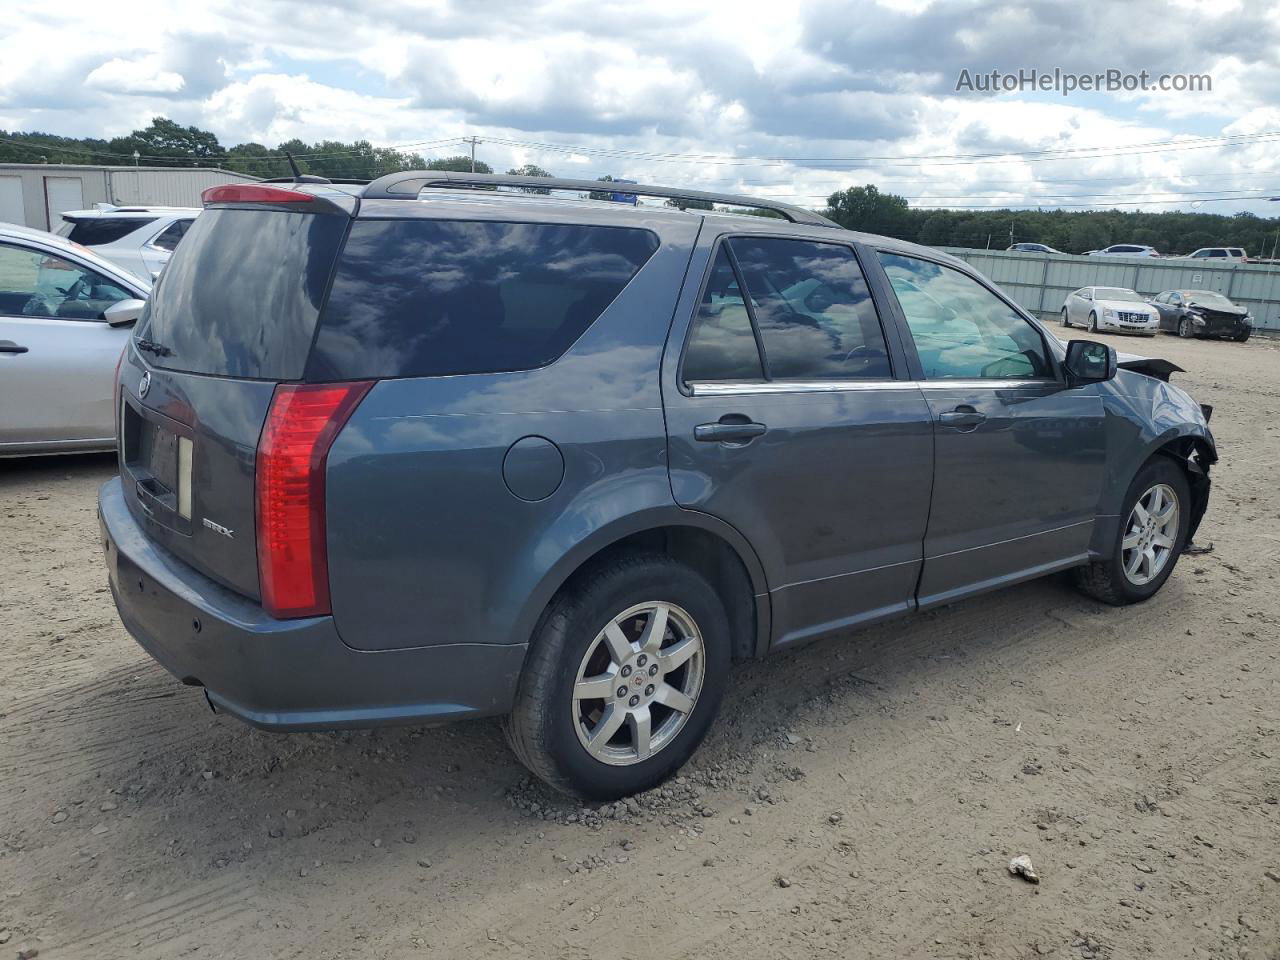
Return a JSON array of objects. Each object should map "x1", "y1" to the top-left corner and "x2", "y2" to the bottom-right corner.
[
  {"x1": 1150, "y1": 289, "x2": 1252, "y2": 341},
  {"x1": 1061, "y1": 286, "x2": 1159, "y2": 335},
  {"x1": 1178, "y1": 247, "x2": 1248, "y2": 263},
  {"x1": 55, "y1": 205, "x2": 199, "y2": 282},
  {"x1": 1007, "y1": 242, "x2": 1063, "y2": 254},
  {"x1": 100, "y1": 172, "x2": 1215, "y2": 800},
  {"x1": 0, "y1": 222, "x2": 149, "y2": 456},
  {"x1": 1086, "y1": 244, "x2": 1161, "y2": 257}
]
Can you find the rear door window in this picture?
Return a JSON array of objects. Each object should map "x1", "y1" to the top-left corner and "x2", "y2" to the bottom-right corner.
[
  {"x1": 65, "y1": 217, "x2": 156, "y2": 246},
  {"x1": 308, "y1": 219, "x2": 658, "y2": 380},
  {"x1": 682, "y1": 247, "x2": 764, "y2": 382},
  {"x1": 727, "y1": 236, "x2": 891, "y2": 380}
]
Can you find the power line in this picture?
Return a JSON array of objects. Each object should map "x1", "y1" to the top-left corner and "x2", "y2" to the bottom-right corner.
[{"x1": 481, "y1": 130, "x2": 1280, "y2": 168}]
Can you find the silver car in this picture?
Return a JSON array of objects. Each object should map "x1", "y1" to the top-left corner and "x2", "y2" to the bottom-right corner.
[
  {"x1": 0, "y1": 223, "x2": 149, "y2": 456},
  {"x1": 1061, "y1": 286, "x2": 1159, "y2": 336}
]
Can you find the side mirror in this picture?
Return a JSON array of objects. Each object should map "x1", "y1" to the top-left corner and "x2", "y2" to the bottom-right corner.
[
  {"x1": 1064, "y1": 339, "x2": 1116, "y2": 385},
  {"x1": 103, "y1": 298, "x2": 146, "y2": 327}
]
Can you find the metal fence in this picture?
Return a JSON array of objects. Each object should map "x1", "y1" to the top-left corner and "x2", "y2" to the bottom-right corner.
[{"x1": 941, "y1": 247, "x2": 1280, "y2": 333}]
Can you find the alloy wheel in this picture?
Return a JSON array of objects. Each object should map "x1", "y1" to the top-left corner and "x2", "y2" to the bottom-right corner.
[
  {"x1": 571, "y1": 602, "x2": 705, "y2": 766},
  {"x1": 1121, "y1": 483, "x2": 1179, "y2": 586}
]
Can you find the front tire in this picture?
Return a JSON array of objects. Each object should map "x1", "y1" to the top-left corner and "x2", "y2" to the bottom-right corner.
[
  {"x1": 1235, "y1": 329, "x2": 1251, "y2": 343},
  {"x1": 505, "y1": 553, "x2": 731, "y2": 799},
  {"x1": 1178, "y1": 316, "x2": 1195, "y2": 338},
  {"x1": 1088, "y1": 312, "x2": 1098, "y2": 332},
  {"x1": 1074, "y1": 457, "x2": 1190, "y2": 605}
]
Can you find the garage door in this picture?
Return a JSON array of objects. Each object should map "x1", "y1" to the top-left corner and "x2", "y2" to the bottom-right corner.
[
  {"x1": 0, "y1": 177, "x2": 23, "y2": 226},
  {"x1": 44, "y1": 176, "x2": 84, "y2": 231}
]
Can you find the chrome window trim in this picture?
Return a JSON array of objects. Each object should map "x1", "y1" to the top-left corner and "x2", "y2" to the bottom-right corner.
[
  {"x1": 687, "y1": 377, "x2": 1056, "y2": 397},
  {"x1": 915, "y1": 378, "x2": 1057, "y2": 390},
  {"x1": 688, "y1": 380, "x2": 920, "y2": 396}
]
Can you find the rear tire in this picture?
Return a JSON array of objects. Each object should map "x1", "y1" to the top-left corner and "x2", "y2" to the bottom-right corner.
[
  {"x1": 1061, "y1": 309, "x2": 1071, "y2": 328},
  {"x1": 505, "y1": 553, "x2": 731, "y2": 800},
  {"x1": 1074, "y1": 457, "x2": 1190, "y2": 606}
]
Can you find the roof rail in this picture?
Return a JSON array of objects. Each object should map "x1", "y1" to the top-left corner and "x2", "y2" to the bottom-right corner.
[{"x1": 360, "y1": 170, "x2": 839, "y2": 227}]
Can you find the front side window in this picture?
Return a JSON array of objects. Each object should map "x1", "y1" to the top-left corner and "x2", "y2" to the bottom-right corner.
[
  {"x1": 879, "y1": 252, "x2": 1052, "y2": 381},
  {"x1": 0, "y1": 243, "x2": 132, "y2": 320}
]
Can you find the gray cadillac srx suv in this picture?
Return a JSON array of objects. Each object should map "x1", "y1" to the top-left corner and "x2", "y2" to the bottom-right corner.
[{"x1": 100, "y1": 172, "x2": 1216, "y2": 799}]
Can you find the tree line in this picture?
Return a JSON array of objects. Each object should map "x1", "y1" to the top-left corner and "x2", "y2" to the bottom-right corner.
[
  {"x1": 824, "y1": 184, "x2": 1280, "y2": 257},
  {"x1": 3, "y1": 119, "x2": 1276, "y2": 255}
]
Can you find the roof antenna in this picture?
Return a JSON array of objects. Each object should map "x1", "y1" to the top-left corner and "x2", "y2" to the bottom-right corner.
[{"x1": 281, "y1": 151, "x2": 330, "y2": 185}]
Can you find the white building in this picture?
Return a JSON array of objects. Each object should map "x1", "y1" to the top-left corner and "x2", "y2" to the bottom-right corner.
[{"x1": 0, "y1": 163, "x2": 259, "y2": 232}]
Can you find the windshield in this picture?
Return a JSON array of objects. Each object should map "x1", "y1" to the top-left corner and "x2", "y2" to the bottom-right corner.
[
  {"x1": 1094, "y1": 287, "x2": 1143, "y2": 302},
  {"x1": 1183, "y1": 290, "x2": 1234, "y2": 308}
]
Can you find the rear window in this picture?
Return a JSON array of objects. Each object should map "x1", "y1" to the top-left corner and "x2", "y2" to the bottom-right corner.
[
  {"x1": 65, "y1": 217, "x2": 156, "y2": 246},
  {"x1": 306, "y1": 219, "x2": 658, "y2": 380},
  {"x1": 138, "y1": 208, "x2": 347, "y2": 379}
]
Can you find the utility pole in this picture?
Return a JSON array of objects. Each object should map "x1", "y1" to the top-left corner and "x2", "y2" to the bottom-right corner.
[{"x1": 462, "y1": 136, "x2": 480, "y2": 173}]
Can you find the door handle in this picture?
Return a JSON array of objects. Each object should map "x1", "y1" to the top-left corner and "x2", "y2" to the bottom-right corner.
[
  {"x1": 938, "y1": 406, "x2": 986, "y2": 429},
  {"x1": 0, "y1": 340, "x2": 29, "y2": 354},
  {"x1": 695, "y1": 418, "x2": 767, "y2": 444}
]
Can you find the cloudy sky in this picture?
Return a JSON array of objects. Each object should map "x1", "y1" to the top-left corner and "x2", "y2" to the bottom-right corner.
[{"x1": 2, "y1": 0, "x2": 1279, "y2": 214}]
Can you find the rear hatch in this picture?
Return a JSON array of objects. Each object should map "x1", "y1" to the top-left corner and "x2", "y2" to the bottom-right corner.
[{"x1": 118, "y1": 193, "x2": 350, "y2": 600}]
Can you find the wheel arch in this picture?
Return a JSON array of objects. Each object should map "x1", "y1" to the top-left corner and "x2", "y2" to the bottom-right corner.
[
  {"x1": 1091, "y1": 424, "x2": 1216, "y2": 557},
  {"x1": 511, "y1": 508, "x2": 770, "y2": 664}
]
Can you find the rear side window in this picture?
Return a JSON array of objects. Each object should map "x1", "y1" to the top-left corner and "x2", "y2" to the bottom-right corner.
[
  {"x1": 139, "y1": 208, "x2": 347, "y2": 379},
  {"x1": 150, "y1": 219, "x2": 192, "y2": 252},
  {"x1": 307, "y1": 220, "x2": 658, "y2": 380},
  {"x1": 65, "y1": 217, "x2": 156, "y2": 246}
]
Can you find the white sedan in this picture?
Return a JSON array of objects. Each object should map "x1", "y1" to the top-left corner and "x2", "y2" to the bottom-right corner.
[
  {"x1": 1061, "y1": 286, "x2": 1159, "y2": 336},
  {"x1": 0, "y1": 223, "x2": 149, "y2": 456}
]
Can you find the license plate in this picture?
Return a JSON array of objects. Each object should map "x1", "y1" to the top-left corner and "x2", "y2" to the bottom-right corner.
[
  {"x1": 134, "y1": 419, "x2": 193, "y2": 521},
  {"x1": 143, "y1": 424, "x2": 179, "y2": 492}
]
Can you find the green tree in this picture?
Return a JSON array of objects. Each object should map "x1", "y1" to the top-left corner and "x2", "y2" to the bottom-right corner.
[
  {"x1": 1067, "y1": 219, "x2": 1110, "y2": 254},
  {"x1": 107, "y1": 117, "x2": 225, "y2": 165},
  {"x1": 918, "y1": 213, "x2": 952, "y2": 247},
  {"x1": 426, "y1": 154, "x2": 493, "y2": 174},
  {"x1": 506, "y1": 163, "x2": 555, "y2": 193},
  {"x1": 825, "y1": 184, "x2": 911, "y2": 238}
]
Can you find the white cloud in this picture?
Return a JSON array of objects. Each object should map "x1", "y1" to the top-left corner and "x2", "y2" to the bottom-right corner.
[
  {"x1": 86, "y1": 57, "x2": 185, "y2": 94},
  {"x1": 0, "y1": 0, "x2": 1277, "y2": 213}
]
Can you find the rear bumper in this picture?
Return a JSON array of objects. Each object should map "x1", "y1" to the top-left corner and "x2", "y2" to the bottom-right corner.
[{"x1": 98, "y1": 477, "x2": 525, "y2": 731}]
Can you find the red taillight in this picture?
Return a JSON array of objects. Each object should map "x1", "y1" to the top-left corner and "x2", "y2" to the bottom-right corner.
[
  {"x1": 255, "y1": 381, "x2": 373, "y2": 619},
  {"x1": 202, "y1": 184, "x2": 311, "y2": 206}
]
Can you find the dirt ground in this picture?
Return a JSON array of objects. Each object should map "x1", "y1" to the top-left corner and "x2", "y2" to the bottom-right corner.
[{"x1": 1, "y1": 330, "x2": 1277, "y2": 960}]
